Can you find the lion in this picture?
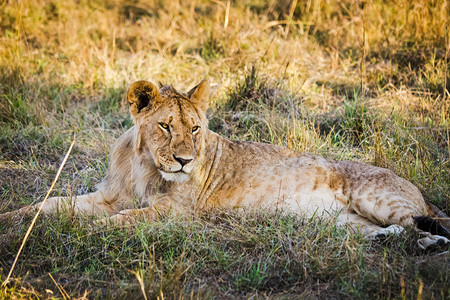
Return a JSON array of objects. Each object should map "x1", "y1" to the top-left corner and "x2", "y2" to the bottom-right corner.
[{"x1": 1, "y1": 80, "x2": 449, "y2": 250}]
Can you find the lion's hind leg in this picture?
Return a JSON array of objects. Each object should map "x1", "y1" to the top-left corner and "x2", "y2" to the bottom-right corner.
[
  {"x1": 337, "y1": 210, "x2": 450, "y2": 250},
  {"x1": 412, "y1": 216, "x2": 450, "y2": 250},
  {"x1": 336, "y1": 211, "x2": 406, "y2": 239}
]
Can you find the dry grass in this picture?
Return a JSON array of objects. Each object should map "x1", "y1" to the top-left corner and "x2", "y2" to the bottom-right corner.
[{"x1": 0, "y1": 0, "x2": 449, "y2": 298}]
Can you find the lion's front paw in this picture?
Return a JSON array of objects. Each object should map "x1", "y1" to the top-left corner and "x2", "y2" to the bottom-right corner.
[
  {"x1": 111, "y1": 212, "x2": 136, "y2": 225},
  {"x1": 0, "y1": 211, "x2": 14, "y2": 224},
  {"x1": 98, "y1": 210, "x2": 137, "y2": 226},
  {"x1": 0, "y1": 206, "x2": 35, "y2": 225}
]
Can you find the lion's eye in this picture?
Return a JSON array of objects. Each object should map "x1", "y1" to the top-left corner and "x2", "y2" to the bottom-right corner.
[
  {"x1": 192, "y1": 125, "x2": 200, "y2": 133},
  {"x1": 159, "y1": 123, "x2": 170, "y2": 131}
]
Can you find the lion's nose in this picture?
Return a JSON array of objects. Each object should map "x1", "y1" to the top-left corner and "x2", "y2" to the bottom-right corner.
[{"x1": 173, "y1": 155, "x2": 193, "y2": 166}]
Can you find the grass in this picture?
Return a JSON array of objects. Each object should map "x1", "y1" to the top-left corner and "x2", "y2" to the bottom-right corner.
[
  {"x1": 1, "y1": 212, "x2": 448, "y2": 298},
  {"x1": 0, "y1": 0, "x2": 449, "y2": 298}
]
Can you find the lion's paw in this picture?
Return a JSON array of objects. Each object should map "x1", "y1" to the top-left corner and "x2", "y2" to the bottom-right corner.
[
  {"x1": 417, "y1": 235, "x2": 450, "y2": 251},
  {"x1": 365, "y1": 224, "x2": 405, "y2": 240},
  {"x1": 0, "y1": 206, "x2": 35, "y2": 225},
  {"x1": 98, "y1": 211, "x2": 136, "y2": 226}
]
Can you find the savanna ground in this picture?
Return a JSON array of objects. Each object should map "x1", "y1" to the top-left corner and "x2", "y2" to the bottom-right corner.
[{"x1": 0, "y1": 0, "x2": 449, "y2": 298}]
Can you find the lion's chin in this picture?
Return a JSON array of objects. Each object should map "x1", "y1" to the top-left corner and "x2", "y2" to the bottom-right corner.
[{"x1": 159, "y1": 170, "x2": 189, "y2": 183}]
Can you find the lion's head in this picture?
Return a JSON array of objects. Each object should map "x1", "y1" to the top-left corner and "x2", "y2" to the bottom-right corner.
[{"x1": 127, "y1": 80, "x2": 210, "y2": 183}]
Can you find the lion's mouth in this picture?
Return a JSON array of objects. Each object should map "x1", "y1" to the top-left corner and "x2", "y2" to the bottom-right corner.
[
  {"x1": 158, "y1": 166, "x2": 187, "y2": 174},
  {"x1": 159, "y1": 162, "x2": 194, "y2": 174},
  {"x1": 159, "y1": 169, "x2": 190, "y2": 183}
]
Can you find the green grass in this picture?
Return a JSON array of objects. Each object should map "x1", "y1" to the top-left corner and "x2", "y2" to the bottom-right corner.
[
  {"x1": 0, "y1": 0, "x2": 449, "y2": 298},
  {"x1": 1, "y1": 212, "x2": 448, "y2": 298}
]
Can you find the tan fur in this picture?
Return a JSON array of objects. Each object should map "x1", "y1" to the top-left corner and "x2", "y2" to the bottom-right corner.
[{"x1": 1, "y1": 80, "x2": 448, "y2": 244}]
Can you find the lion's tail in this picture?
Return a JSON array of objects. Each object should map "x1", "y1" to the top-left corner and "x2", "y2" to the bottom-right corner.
[
  {"x1": 412, "y1": 203, "x2": 450, "y2": 238},
  {"x1": 426, "y1": 202, "x2": 450, "y2": 229}
]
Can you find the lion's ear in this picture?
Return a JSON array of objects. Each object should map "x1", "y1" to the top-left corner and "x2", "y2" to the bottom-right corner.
[
  {"x1": 127, "y1": 81, "x2": 161, "y2": 116},
  {"x1": 187, "y1": 80, "x2": 210, "y2": 112}
]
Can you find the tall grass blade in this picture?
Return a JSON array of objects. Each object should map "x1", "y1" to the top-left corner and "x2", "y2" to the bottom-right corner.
[{"x1": 2, "y1": 139, "x2": 75, "y2": 286}]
